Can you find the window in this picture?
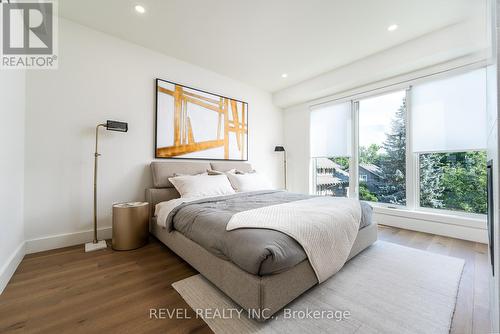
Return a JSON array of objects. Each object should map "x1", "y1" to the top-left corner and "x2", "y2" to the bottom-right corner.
[
  {"x1": 358, "y1": 90, "x2": 407, "y2": 205},
  {"x1": 309, "y1": 68, "x2": 487, "y2": 217},
  {"x1": 419, "y1": 151, "x2": 487, "y2": 214},
  {"x1": 310, "y1": 102, "x2": 351, "y2": 197},
  {"x1": 412, "y1": 69, "x2": 487, "y2": 215}
]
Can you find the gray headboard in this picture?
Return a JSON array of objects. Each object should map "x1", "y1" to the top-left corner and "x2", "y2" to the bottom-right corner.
[{"x1": 146, "y1": 161, "x2": 253, "y2": 217}]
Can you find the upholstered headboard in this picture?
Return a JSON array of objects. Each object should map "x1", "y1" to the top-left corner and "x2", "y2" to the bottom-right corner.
[{"x1": 146, "y1": 161, "x2": 253, "y2": 217}]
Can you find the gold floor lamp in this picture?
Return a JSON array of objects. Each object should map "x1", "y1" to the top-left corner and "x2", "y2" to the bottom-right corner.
[{"x1": 85, "y1": 120, "x2": 128, "y2": 252}]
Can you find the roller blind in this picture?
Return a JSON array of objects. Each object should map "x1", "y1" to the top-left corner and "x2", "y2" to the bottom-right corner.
[
  {"x1": 310, "y1": 102, "x2": 351, "y2": 157},
  {"x1": 412, "y1": 69, "x2": 487, "y2": 153}
]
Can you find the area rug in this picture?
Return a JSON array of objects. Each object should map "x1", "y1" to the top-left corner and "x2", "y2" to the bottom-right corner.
[{"x1": 172, "y1": 241, "x2": 464, "y2": 334}]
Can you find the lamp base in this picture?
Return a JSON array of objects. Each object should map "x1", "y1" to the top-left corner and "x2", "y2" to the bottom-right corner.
[{"x1": 85, "y1": 240, "x2": 107, "y2": 252}]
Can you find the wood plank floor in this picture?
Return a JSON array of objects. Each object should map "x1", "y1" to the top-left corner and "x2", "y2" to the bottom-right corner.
[{"x1": 0, "y1": 225, "x2": 490, "y2": 334}]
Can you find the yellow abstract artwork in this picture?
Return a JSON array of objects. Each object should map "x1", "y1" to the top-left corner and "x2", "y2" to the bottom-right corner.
[{"x1": 155, "y1": 79, "x2": 248, "y2": 160}]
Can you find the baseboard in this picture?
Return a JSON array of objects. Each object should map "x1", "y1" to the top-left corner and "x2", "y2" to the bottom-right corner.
[
  {"x1": 375, "y1": 212, "x2": 488, "y2": 243},
  {"x1": 0, "y1": 242, "x2": 26, "y2": 294},
  {"x1": 25, "y1": 227, "x2": 112, "y2": 254}
]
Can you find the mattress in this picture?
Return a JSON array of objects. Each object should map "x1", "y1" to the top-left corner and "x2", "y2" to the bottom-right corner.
[{"x1": 156, "y1": 190, "x2": 373, "y2": 276}]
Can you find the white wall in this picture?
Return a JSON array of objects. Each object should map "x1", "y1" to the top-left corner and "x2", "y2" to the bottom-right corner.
[
  {"x1": 283, "y1": 103, "x2": 311, "y2": 194},
  {"x1": 0, "y1": 70, "x2": 25, "y2": 293},
  {"x1": 24, "y1": 19, "x2": 283, "y2": 251}
]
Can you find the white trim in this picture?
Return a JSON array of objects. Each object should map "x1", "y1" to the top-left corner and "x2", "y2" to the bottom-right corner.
[
  {"x1": 25, "y1": 227, "x2": 112, "y2": 254},
  {"x1": 376, "y1": 213, "x2": 487, "y2": 244},
  {"x1": 405, "y1": 87, "x2": 417, "y2": 211},
  {"x1": 374, "y1": 206, "x2": 486, "y2": 230},
  {"x1": 0, "y1": 242, "x2": 25, "y2": 295},
  {"x1": 352, "y1": 101, "x2": 360, "y2": 198},
  {"x1": 414, "y1": 148, "x2": 488, "y2": 154}
]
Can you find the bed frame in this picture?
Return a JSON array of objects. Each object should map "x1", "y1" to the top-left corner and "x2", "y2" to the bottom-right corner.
[{"x1": 146, "y1": 161, "x2": 377, "y2": 320}]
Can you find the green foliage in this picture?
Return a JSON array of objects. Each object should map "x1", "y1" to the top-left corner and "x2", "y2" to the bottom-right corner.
[
  {"x1": 419, "y1": 152, "x2": 486, "y2": 214},
  {"x1": 359, "y1": 144, "x2": 382, "y2": 165},
  {"x1": 438, "y1": 151, "x2": 486, "y2": 214},
  {"x1": 375, "y1": 99, "x2": 407, "y2": 205},
  {"x1": 419, "y1": 153, "x2": 444, "y2": 209},
  {"x1": 329, "y1": 157, "x2": 349, "y2": 171},
  {"x1": 359, "y1": 183, "x2": 378, "y2": 202}
]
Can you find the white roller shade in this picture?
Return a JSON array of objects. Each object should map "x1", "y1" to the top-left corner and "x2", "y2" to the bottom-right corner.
[
  {"x1": 310, "y1": 102, "x2": 351, "y2": 157},
  {"x1": 412, "y1": 69, "x2": 487, "y2": 153}
]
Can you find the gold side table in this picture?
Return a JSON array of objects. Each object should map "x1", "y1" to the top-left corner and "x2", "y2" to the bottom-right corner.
[{"x1": 112, "y1": 202, "x2": 150, "y2": 251}]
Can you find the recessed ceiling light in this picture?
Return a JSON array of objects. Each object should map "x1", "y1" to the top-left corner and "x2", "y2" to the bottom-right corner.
[
  {"x1": 387, "y1": 24, "x2": 398, "y2": 32},
  {"x1": 281, "y1": 73, "x2": 288, "y2": 78},
  {"x1": 134, "y1": 5, "x2": 146, "y2": 14}
]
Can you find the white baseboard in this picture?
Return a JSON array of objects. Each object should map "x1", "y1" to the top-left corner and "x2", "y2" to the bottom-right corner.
[
  {"x1": 375, "y1": 212, "x2": 488, "y2": 243},
  {"x1": 25, "y1": 227, "x2": 112, "y2": 254},
  {"x1": 0, "y1": 242, "x2": 26, "y2": 295}
]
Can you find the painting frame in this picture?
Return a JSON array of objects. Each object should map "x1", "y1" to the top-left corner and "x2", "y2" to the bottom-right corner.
[{"x1": 155, "y1": 78, "x2": 249, "y2": 161}]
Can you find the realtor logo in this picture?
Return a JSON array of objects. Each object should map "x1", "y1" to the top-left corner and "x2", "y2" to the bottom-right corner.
[{"x1": 1, "y1": 0, "x2": 58, "y2": 69}]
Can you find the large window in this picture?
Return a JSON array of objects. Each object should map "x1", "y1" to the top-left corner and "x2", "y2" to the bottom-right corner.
[
  {"x1": 358, "y1": 90, "x2": 407, "y2": 205},
  {"x1": 310, "y1": 68, "x2": 487, "y2": 217}
]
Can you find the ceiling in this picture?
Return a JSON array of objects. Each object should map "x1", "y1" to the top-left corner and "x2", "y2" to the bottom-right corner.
[{"x1": 59, "y1": 0, "x2": 487, "y2": 93}]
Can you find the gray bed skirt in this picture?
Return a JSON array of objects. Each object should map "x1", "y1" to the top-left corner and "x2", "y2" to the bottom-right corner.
[{"x1": 151, "y1": 220, "x2": 377, "y2": 320}]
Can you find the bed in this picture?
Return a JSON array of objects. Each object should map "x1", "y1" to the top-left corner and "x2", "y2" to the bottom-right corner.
[{"x1": 146, "y1": 161, "x2": 377, "y2": 320}]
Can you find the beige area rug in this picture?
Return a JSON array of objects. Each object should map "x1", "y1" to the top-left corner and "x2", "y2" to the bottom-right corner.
[{"x1": 172, "y1": 241, "x2": 464, "y2": 334}]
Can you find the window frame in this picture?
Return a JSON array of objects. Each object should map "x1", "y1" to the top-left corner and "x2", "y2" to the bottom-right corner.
[
  {"x1": 310, "y1": 69, "x2": 487, "y2": 219},
  {"x1": 355, "y1": 87, "x2": 409, "y2": 209}
]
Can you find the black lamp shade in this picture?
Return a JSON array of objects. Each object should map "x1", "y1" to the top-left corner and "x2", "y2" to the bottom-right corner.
[
  {"x1": 274, "y1": 146, "x2": 285, "y2": 152},
  {"x1": 106, "y1": 120, "x2": 128, "y2": 132}
]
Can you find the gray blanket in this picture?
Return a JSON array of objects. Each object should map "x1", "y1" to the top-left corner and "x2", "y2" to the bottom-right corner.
[{"x1": 166, "y1": 191, "x2": 372, "y2": 276}]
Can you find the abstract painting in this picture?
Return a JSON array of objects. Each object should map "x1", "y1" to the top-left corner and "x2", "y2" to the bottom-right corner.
[{"x1": 155, "y1": 79, "x2": 248, "y2": 160}]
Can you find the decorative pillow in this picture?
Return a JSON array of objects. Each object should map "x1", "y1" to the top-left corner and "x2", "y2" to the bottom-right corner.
[
  {"x1": 168, "y1": 174, "x2": 235, "y2": 198},
  {"x1": 226, "y1": 172, "x2": 273, "y2": 192}
]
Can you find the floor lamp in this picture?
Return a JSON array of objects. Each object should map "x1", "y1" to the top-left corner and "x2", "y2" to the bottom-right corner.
[
  {"x1": 85, "y1": 120, "x2": 128, "y2": 252},
  {"x1": 274, "y1": 146, "x2": 286, "y2": 190}
]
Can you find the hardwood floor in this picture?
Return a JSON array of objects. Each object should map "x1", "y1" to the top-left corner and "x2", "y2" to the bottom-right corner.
[{"x1": 0, "y1": 225, "x2": 490, "y2": 334}]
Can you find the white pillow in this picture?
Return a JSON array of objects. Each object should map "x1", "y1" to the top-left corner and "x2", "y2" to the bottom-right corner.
[
  {"x1": 226, "y1": 172, "x2": 273, "y2": 192},
  {"x1": 168, "y1": 174, "x2": 235, "y2": 198}
]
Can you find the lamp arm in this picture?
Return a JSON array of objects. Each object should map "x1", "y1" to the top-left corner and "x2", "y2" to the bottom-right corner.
[
  {"x1": 93, "y1": 124, "x2": 106, "y2": 243},
  {"x1": 95, "y1": 123, "x2": 106, "y2": 155}
]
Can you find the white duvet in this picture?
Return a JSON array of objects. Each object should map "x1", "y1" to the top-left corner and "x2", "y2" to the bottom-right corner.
[{"x1": 226, "y1": 197, "x2": 361, "y2": 283}]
